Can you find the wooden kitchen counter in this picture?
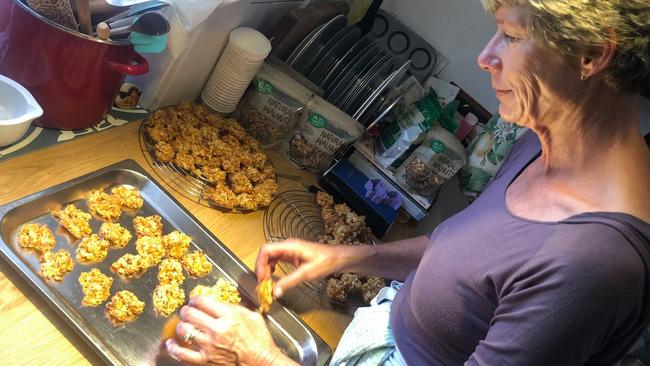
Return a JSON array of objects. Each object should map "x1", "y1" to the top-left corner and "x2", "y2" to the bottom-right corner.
[{"x1": 0, "y1": 121, "x2": 354, "y2": 365}]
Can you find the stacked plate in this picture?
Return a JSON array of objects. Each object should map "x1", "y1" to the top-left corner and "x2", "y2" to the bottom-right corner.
[{"x1": 286, "y1": 16, "x2": 410, "y2": 128}]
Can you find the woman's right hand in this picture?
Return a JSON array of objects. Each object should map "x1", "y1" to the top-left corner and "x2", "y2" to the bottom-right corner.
[{"x1": 255, "y1": 238, "x2": 353, "y2": 298}]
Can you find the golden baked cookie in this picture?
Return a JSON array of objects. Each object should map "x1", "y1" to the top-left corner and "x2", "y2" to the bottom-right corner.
[
  {"x1": 181, "y1": 251, "x2": 213, "y2": 277},
  {"x1": 18, "y1": 223, "x2": 56, "y2": 252},
  {"x1": 157, "y1": 258, "x2": 185, "y2": 286},
  {"x1": 256, "y1": 279, "x2": 274, "y2": 314},
  {"x1": 133, "y1": 215, "x2": 163, "y2": 238},
  {"x1": 153, "y1": 283, "x2": 185, "y2": 317},
  {"x1": 98, "y1": 222, "x2": 132, "y2": 249},
  {"x1": 41, "y1": 249, "x2": 74, "y2": 281},
  {"x1": 78, "y1": 268, "x2": 113, "y2": 307},
  {"x1": 76, "y1": 234, "x2": 110, "y2": 264},
  {"x1": 106, "y1": 290, "x2": 145, "y2": 324},
  {"x1": 161, "y1": 231, "x2": 191, "y2": 259},
  {"x1": 190, "y1": 278, "x2": 240, "y2": 305},
  {"x1": 111, "y1": 253, "x2": 148, "y2": 279},
  {"x1": 110, "y1": 185, "x2": 144, "y2": 210},
  {"x1": 52, "y1": 204, "x2": 92, "y2": 239},
  {"x1": 135, "y1": 236, "x2": 165, "y2": 266},
  {"x1": 87, "y1": 190, "x2": 122, "y2": 221}
]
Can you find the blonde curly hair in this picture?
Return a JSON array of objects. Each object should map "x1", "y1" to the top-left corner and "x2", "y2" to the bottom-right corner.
[{"x1": 482, "y1": 0, "x2": 650, "y2": 94}]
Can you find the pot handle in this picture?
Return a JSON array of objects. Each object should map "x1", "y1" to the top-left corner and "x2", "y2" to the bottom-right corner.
[{"x1": 105, "y1": 52, "x2": 149, "y2": 75}]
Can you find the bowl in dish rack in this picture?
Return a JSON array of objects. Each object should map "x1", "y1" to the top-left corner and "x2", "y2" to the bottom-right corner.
[{"x1": 0, "y1": 74, "x2": 43, "y2": 146}]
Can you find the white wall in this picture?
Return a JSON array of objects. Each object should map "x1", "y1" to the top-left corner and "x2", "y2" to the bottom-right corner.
[
  {"x1": 381, "y1": 0, "x2": 498, "y2": 112},
  {"x1": 380, "y1": 0, "x2": 650, "y2": 133}
]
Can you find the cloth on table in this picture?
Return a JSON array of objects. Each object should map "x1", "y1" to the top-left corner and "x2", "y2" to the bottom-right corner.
[{"x1": 330, "y1": 281, "x2": 406, "y2": 366}]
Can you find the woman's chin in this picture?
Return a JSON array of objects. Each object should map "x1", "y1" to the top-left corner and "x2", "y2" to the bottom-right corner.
[{"x1": 498, "y1": 105, "x2": 520, "y2": 124}]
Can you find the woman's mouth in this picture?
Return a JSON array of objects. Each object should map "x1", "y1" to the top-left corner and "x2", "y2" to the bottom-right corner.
[{"x1": 495, "y1": 89, "x2": 511, "y2": 98}]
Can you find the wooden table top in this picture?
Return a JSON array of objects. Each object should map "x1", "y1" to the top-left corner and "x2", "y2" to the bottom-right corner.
[{"x1": 0, "y1": 121, "x2": 354, "y2": 366}]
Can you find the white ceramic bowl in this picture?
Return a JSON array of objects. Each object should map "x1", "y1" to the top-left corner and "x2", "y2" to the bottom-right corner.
[{"x1": 0, "y1": 74, "x2": 43, "y2": 146}]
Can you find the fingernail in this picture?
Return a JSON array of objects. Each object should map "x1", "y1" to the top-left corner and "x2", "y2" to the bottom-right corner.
[{"x1": 273, "y1": 287, "x2": 283, "y2": 298}]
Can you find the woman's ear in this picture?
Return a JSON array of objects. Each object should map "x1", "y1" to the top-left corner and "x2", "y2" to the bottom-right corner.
[{"x1": 579, "y1": 37, "x2": 616, "y2": 79}]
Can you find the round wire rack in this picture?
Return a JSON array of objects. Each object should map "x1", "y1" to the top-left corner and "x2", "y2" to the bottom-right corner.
[
  {"x1": 263, "y1": 190, "x2": 371, "y2": 309},
  {"x1": 263, "y1": 190, "x2": 324, "y2": 292},
  {"x1": 139, "y1": 121, "x2": 269, "y2": 213}
]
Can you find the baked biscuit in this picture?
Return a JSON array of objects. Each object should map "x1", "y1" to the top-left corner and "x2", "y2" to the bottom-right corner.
[
  {"x1": 190, "y1": 278, "x2": 240, "y2": 305},
  {"x1": 41, "y1": 249, "x2": 74, "y2": 281},
  {"x1": 106, "y1": 290, "x2": 145, "y2": 324},
  {"x1": 88, "y1": 190, "x2": 122, "y2": 221},
  {"x1": 18, "y1": 223, "x2": 56, "y2": 252},
  {"x1": 153, "y1": 284, "x2": 185, "y2": 317},
  {"x1": 135, "y1": 236, "x2": 165, "y2": 267},
  {"x1": 133, "y1": 215, "x2": 163, "y2": 238},
  {"x1": 157, "y1": 258, "x2": 185, "y2": 285},
  {"x1": 110, "y1": 185, "x2": 144, "y2": 210},
  {"x1": 99, "y1": 222, "x2": 132, "y2": 249},
  {"x1": 52, "y1": 204, "x2": 92, "y2": 239},
  {"x1": 181, "y1": 251, "x2": 213, "y2": 277},
  {"x1": 111, "y1": 253, "x2": 148, "y2": 279},
  {"x1": 76, "y1": 234, "x2": 110, "y2": 264},
  {"x1": 79, "y1": 268, "x2": 113, "y2": 307},
  {"x1": 161, "y1": 231, "x2": 191, "y2": 259}
]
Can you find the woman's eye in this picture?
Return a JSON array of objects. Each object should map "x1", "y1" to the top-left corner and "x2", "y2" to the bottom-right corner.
[{"x1": 503, "y1": 33, "x2": 519, "y2": 44}]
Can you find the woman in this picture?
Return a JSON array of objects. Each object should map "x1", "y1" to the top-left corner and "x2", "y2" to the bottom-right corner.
[{"x1": 166, "y1": 0, "x2": 650, "y2": 364}]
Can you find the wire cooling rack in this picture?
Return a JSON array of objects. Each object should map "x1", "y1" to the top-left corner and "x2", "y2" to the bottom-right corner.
[
  {"x1": 139, "y1": 121, "x2": 271, "y2": 213},
  {"x1": 263, "y1": 190, "x2": 324, "y2": 292}
]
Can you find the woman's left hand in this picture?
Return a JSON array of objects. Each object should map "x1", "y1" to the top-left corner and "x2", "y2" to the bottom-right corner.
[{"x1": 165, "y1": 296, "x2": 296, "y2": 365}]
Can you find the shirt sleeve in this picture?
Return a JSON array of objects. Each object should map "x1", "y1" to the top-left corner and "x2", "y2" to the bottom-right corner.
[{"x1": 465, "y1": 226, "x2": 645, "y2": 366}]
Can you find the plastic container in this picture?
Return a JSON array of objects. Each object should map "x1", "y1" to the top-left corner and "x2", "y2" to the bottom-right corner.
[{"x1": 0, "y1": 74, "x2": 43, "y2": 146}]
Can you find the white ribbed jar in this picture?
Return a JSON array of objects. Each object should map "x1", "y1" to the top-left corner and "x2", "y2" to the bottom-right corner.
[{"x1": 201, "y1": 27, "x2": 272, "y2": 114}]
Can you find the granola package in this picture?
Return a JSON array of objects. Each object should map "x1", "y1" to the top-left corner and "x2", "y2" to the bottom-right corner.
[
  {"x1": 374, "y1": 89, "x2": 442, "y2": 169},
  {"x1": 394, "y1": 124, "x2": 467, "y2": 198},
  {"x1": 459, "y1": 114, "x2": 528, "y2": 201},
  {"x1": 284, "y1": 96, "x2": 364, "y2": 173},
  {"x1": 235, "y1": 63, "x2": 313, "y2": 148}
]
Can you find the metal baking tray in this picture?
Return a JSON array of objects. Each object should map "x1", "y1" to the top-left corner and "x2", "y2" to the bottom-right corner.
[{"x1": 0, "y1": 159, "x2": 331, "y2": 366}]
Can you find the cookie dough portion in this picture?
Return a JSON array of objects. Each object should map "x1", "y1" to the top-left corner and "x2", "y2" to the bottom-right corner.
[
  {"x1": 18, "y1": 223, "x2": 56, "y2": 252},
  {"x1": 106, "y1": 290, "x2": 145, "y2": 324},
  {"x1": 99, "y1": 222, "x2": 132, "y2": 249},
  {"x1": 88, "y1": 190, "x2": 122, "y2": 221},
  {"x1": 111, "y1": 185, "x2": 144, "y2": 210},
  {"x1": 256, "y1": 279, "x2": 274, "y2": 314},
  {"x1": 79, "y1": 268, "x2": 114, "y2": 307},
  {"x1": 136, "y1": 236, "x2": 166, "y2": 266},
  {"x1": 157, "y1": 258, "x2": 185, "y2": 286},
  {"x1": 181, "y1": 251, "x2": 213, "y2": 277},
  {"x1": 153, "y1": 284, "x2": 185, "y2": 317},
  {"x1": 161, "y1": 231, "x2": 191, "y2": 259},
  {"x1": 190, "y1": 278, "x2": 241, "y2": 305},
  {"x1": 76, "y1": 234, "x2": 110, "y2": 264},
  {"x1": 41, "y1": 249, "x2": 74, "y2": 281},
  {"x1": 52, "y1": 204, "x2": 92, "y2": 239},
  {"x1": 133, "y1": 215, "x2": 163, "y2": 238},
  {"x1": 111, "y1": 254, "x2": 148, "y2": 279}
]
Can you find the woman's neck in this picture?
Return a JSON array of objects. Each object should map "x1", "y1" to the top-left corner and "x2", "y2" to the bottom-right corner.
[{"x1": 532, "y1": 90, "x2": 643, "y2": 174}]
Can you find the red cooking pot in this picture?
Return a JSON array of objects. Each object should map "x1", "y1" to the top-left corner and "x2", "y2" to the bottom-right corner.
[{"x1": 0, "y1": 0, "x2": 149, "y2": 130}]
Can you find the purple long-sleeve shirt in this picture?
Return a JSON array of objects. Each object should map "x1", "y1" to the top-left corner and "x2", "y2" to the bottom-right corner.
[{"x1": 390, "y1": 131, "x2": 650, "y2": 365}]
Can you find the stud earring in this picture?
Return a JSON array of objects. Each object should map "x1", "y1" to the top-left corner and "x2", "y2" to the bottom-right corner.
[{"x1": 580, "y1": 74, "x2": 588, "y2": 80}]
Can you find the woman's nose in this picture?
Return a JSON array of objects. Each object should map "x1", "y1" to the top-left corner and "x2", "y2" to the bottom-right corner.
[{"x1": 477, "y1": 34, "x2": 501, "y2": 73}]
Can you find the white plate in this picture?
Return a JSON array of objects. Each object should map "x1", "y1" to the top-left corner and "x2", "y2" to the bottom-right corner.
[
  {"x1": 286, "y1": 24, "x2": 324, "y2": 65},
  {"x1": 354, "y1": 59, "x2": 411, "y2": 120},
  {"x1": 291, "y1": 15, "x2": 348, "y2": 74},
  {"x1": 308, "y1": 27, "x2": 362, "y2": 85},
  {"x1": 320, "y1": 34, "x2": 374, "y2": 91},
  {"x1": 326, "y1": 44, "x2": 379, "y2": 104},
  {"x1": 303, "y1": 25, "x2": 358, "y2": 79},
  {"x1": 335, "y1": 50, "x2": 387, "y2": 109}
]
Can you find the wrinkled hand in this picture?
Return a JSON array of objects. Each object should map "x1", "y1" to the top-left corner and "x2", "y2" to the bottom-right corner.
[
  {"x1": 166, "y1": 296, "x2": 295, "y2": 366},
  {"x1": 255, "y1": 238, "x2": 352, "y2": 298}
]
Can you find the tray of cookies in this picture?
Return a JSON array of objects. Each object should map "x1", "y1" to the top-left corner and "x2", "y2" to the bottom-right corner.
[{"x1": 0, "y1": 159, "x2": 331, "y2": 366}]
